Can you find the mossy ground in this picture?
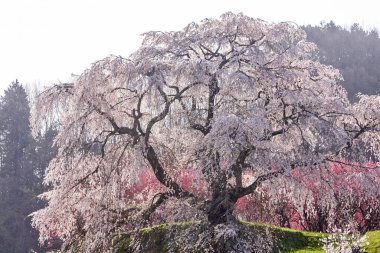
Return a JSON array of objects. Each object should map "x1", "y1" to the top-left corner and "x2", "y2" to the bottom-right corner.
[
  {"x1": 362, "y1": 230, "x2": 380, "y2": 253},
  {"x1": 114, "y1": 222, "x2": 193, "y2": 253},
  {"x1": 113, "y1": 221, "x2": 380, "y2": 252},
  {"x1": 241, "y1": 221, "x2": 326, "y2": 252}
]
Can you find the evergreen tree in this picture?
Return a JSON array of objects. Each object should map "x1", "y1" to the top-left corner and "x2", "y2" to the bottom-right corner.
[
  {"x1": 0, "y1": 81, "x2": 46, "y2": 253},
  {"x1": 303, "y1": 22, "x2": 380, "y2": 100}
]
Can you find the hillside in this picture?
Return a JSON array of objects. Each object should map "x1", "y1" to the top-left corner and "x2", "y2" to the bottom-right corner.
[{"x1": 113, "y1": 221, "x2": 380, "y2": 253}]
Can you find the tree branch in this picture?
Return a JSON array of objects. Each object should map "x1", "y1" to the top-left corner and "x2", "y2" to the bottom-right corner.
[
  {"x1": 145, "y1": 145, "x2": 193, "y2": 198},
  {"x1": 203, "y1": 75, "x2": 219, "y2": 134},
  {"x1": 142, "y1": 192, "x2": 171, "y2": 222},
  {"x1": 232, "y1": 168, "x2": 285, "y2": 200},
  {"x1": 229, "y1": 149, "x2": 251, "y2": 189}
]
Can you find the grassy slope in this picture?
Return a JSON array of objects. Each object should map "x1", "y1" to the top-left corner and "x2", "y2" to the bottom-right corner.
[
  {"x1": 114, "y1": 221, "x2": 380, "y2": 253},
  {"x1": 364, "y1": 230, "x2": 380, "y2": 253},
  {"x1": 242, "y1": 221, "x2": 326, "y2": 252}
]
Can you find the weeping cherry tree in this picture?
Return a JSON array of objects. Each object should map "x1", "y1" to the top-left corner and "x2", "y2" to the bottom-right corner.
[{"x1": 31, "y1": 13, "x2": 380, "y2": 252}]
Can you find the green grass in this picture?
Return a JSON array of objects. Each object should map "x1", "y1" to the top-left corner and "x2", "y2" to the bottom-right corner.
[
  {"x1": 241, "y1": 220, "x2": 326, "y2": 252},
  {"x1": 114, "y1": 222, "x2": 193, "y2": 253},
  {"x1": 362, "y1": 230, "x2": 380, "y2": 253},
  {"x1": 113, "y1": 221, "x2": 380, "y2": 253}
]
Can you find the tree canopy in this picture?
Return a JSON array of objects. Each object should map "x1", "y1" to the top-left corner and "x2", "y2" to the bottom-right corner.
[{"x1": 31, "y1": 13, "x2": 380, "y2": 252}]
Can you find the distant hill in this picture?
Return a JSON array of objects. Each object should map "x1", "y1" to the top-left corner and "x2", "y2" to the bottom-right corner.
[{"x1": 303, "y1": 22, "x2": 380, "y2": 101}]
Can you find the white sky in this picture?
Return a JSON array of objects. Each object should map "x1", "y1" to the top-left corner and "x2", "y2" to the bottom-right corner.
[{"x1": 1, "y1": 0, "x2": 379, "y2": 94}]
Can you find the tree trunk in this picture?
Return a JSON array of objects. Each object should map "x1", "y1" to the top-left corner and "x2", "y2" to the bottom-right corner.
[
  {"x1": 207, "y1": 193, "x2": 237, "y2": 225},
  {"x1": 205, "y1": 193, "x2": 243, "y2": 252}
]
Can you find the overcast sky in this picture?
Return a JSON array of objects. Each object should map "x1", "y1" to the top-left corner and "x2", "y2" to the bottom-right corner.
[{"x1": 1, "y1": 0, "x2": 379, "y2": 94}]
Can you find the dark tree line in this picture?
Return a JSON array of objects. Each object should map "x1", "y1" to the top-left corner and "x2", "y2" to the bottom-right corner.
[
  {"x1": 0, "y1": 81, "x2": 56, "y2": 253},
  {"x1": 304, "y1": 21, "x2": 380, "y2": 100}
]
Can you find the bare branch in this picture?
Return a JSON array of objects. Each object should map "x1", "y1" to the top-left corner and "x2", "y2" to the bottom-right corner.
[
  {"x1": 145, "y1": 145, "x2": 194, "y2": 198},
  {"x1": 233, "y1": 168, "x2": 285, "y2": 200}
]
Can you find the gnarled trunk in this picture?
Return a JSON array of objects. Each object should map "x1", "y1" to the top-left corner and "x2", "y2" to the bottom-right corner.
[
  {"x1": 206, "y1": 193, "x2": 243, "y2": 252},
  {"x1": 207, "y1": 193, "x2": 237, "y2": 225}
]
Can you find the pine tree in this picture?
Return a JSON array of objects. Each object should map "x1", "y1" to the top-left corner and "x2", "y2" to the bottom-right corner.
[{"x1": 0, "y1": 81, "x2": 45, "y2": 253}]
